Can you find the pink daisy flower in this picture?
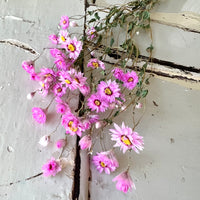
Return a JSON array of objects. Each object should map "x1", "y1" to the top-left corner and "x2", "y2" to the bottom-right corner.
[
  {"x1": 42, "y1": 157, "x2": 62, "y2": 177},
  {"x1": 39, "y1": 68, "x2": 56, "y2": 83},
  {"x1": 92, "y1": 151, "x2": 119, "y2": 174},
  {"x1": 88, "y1": 114, "x2": 99, "y2": 124},
  {"x1": 87, "y1": 58, "x2": 105, "y2": 70},
  {"x1": 87, "y1": 27, "x2": 96, "y2": 40},
  {"x1": 49, "y1": 34, "x2": 58, "y2": 44},
  {"x1": 79, "y1": 135, "x2": 92, "y2": 150},
  {"x1": 30, "y1": 72, "x2": 40, "y2": 81},
  {"x1": 61, "y1": 113, "x2": 82, "y2": 136},
  {"x1": 22, "y1": 61, "x2": 35, "y2": 74},
  {"x1": 97, "y1": 80, "x2": 120, "y2": 103},
  {"x1": 55, "y1": 58, "x2": 68, "y2": 71},
  {"x1": 112, "y1": 67, "x2": 124, "y2": 81},
  {"x1": 79, "y1": 84, "x2": 90, "y2": 96},
  {"x1": 60, "y1": 16, "x2": 69, "y2": 29},
  {"x1": 113, "y1": 170, "x2": 136, "y2": 193},
  {"x1": 56, "y1": 139, "x2": 67, "y2": 149},
  {"x1": 123, "y1": 71, "x2": 138, "y2": 90},
  {"x1": 32, "y1": 107, "x2": 46, "y2": 124},
  {"x1": 59, "y1": 71, "x2": 76, "y2": 90},
  {"x1": 110, "y1": 123, "x2": 144, "y2": 154},
  {"x1": 62, "y1": 37, "x2": 82, "y2": 60},
  {"x1": 87, "y1": 93, "x2": 109, "y2": 113},
  {"x1": 58, "y1": 30, "x2": 69, "y2": 44},
  {"x1": 39, "y1": 81, "x2": 50, "y2": 97},
  {"x1": 72, "y1": 70, "x2": 87, "y2": 88},
  {"x1": 53, "y1": 83, "x2": 66, "y2": 97},
  {"x1": 50, "y1": 49, "x2": 64, "y2": 58}
]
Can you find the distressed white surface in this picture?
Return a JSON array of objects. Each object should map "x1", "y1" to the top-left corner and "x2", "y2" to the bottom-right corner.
[{"x1": 0, "y1": 0, "x2": 84, "y2": 199}]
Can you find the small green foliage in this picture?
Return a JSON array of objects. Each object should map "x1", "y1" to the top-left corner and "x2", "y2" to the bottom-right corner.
[
  {"x1": 113, "y1": 110, "x2": 120, "y2": 117},
  {"x1": 141, "y1": 89, "x2": 148, "y2": 98},
  {"x1": 110, "y1": 38, "x2": 114, "y2": 47},
  {"x1": 94, "y1": 12, "x2": 100, "y2": 20}
]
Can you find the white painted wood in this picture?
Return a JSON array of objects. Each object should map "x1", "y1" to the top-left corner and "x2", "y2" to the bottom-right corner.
[{"x1": 0, "y1": 0, "x2": 84, "y2": 199}]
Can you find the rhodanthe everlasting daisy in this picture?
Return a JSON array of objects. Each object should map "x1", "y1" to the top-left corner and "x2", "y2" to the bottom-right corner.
[
  {"x1": 87, "y1": 93, "x2": 109, "y2": 113},
  {"x1": 97, "y1": 80, "x2": 120, "y2": 103},
  {"x1": 32, "y1": 107, "x2": 46, "y2": 124},
  {"x1": 110, "y1": 122, "x2": 144, "y2": 153},
  {"x1": 79, "y1": 135, "x2": 92, "y2": 150},
  {"x1": 22, "y1": 61, "x2": 35, "y2": 74},
  {"x1": 87, "y1": 27, "x2": 96, "y2": 40},
  {"x1": 113, "y1": 170, "x2": 136, "y2": 193},
  {"x1": 123, "y1": 71, "x2": 138, "y2": 90},
  {"x1": 62, "y1": 36, "x2": 82, "y2": 60},
  {"x1": 59, "y1": 71, "x2": 76, "y2": 90},
  {"x1": 92, "y1": 151, "x2": 119, "y2": 174},
  {"x1": 87, "y1": 58, "x2": 105, "y2": 70},
  {"x1": 58, "y1": 30, "x2": 69, "y2": 44},
  {"x1": 56, "y1": 139, "x2": 67, "y2": 149},
  {"x1": 53, "y1": 83, "x2": 66, "y2": 97},
  {"x1": 38, "y1": 135, "x2": 50, "y2": 147},
  {"x1": 49, "y1": 34, "x2": 58, "y2": 44},
  {"x1": 112, "y1": 67, "x2": 124, "y2": 81},
  {"x1": 61, "y1": 113, "x2": 82, "y2": 136},
  {"x1": 60, "y1": 16, "x2": 69, "y2": 29},
  {"x1": 42, "y1": 157, "x2": 62, "y2": 177}
]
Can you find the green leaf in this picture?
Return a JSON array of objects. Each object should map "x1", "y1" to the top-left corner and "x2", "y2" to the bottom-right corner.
[
  {"x1": 94, "y1": 12, "x2": 100, "y2": 20},
  {"x1": 113, "y1": 110, "x2": 120, "y2": 117},
  {"x1": 146, "y1": 44, "x2": 154, "y2": 53},
  {"x1": 142, "y1": 11, "x2": 150, "y2": 20},
  {"x1": 141, "y1": 89, "x2": 148, "y2": 98},
  {"x1": 88, "y1": 11, "x2": 94, "y2": 16},
  {"x1": 97, "y1": 35, "x2": 102, "y2": 44},
  {"x1": 116, "y1": 97, "x2": 124, "y2": 103},
  {"x1": 105, "y1": 47, "x2": 111, "y2": 54},
  {"x1": 110, "y1": 38, "x2": 114, "y2": 47},
  {"x1": 136, "y1": 89, "x2": 141, "y2": 97},
  {"x1": 89, "y1": 18, "x2": 96, "y2": 23}
]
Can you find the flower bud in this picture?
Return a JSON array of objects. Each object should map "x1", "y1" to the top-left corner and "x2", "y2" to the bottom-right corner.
[{"x1": 39, "y1": 135, "x2": 50, "y2": 147}]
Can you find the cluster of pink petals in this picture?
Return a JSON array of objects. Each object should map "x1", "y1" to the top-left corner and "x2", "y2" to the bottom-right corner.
[
  {"x1": 60, "y1": 16, "x2": 69, "y2": 29},
  {"x1": 112, "y1": 67, "x2": 138, "y2": 90},
  {"x1": 79, "y1": 135, "x2": 92, "y2": 150},
  {"x1": 56, "y1": 139, "x2": 67, "y2": 149},
  {"x1": 87, "y1": 58, "x2": 105, "y2": 70},
  {"x1": 110, "y1": 122, "x2": 144, "y2": 153},
  {"x1": 42, "y1": 157, "x2": 62, "y2": 177},
  {"x1": 113, "y1": 170, "x2": 136, "y2": 193},
  {"x1": 93, "y1": 151, "x2": 119, "y2": 174},
  {"x1": 32, "y1": 107, "x2": 46, "y2": 124},
  {"x1": 87, "y1": 27, "x2": 96, "y2": 40}
]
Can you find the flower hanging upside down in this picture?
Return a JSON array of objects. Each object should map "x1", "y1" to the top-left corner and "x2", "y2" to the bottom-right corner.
[{"x1": 32, "y1": 107, "x2": 46, "y2": 124}]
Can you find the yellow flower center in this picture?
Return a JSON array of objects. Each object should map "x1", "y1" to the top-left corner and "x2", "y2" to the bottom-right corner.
[
  {"x1": 90, "y1": 31, "x2": 94, "y2": 35},
  {"x1": 61, "y1": 35, "x2": 66, "y2": 42},
  {"x1": 121, "y1": 135, "x2": 132, "y2": 146},
  {"x1": 68, "y1": 44, "x2": 75, "y2": 52},
  {"x1": 41, "y1": 83, "x2": 45, "y2": 88},
  {"x1": 57, "y1": 88, "x2": 62, "y2": 93},
  {"x1": 128, "y1": 77, "x2": 134, "y2": 82},
  {"x1": 45, "y1": 73, "x2": 52, "y2": 78},
  {"x1": 68, "y1": 121, "x2": 73, "y2": 127},
  {"x1": 94, "y1": 100, "x2": 101, "y2": 106},
  {"x1": 65, "y1": 79, "x2": 71, "y2": 84},
  {"x1": 63, "y1": 20, "x2": 66, "y2": 24},
  {"x1": 92, "y1": 62, "x2": 99, "y2": 68},
  {"x1": 68, "y1": 121, "x2": 78, "y2": 132},
  {"x1": 104, "y1": 87, "x2": 112, "y2": 95},
  {"x1": 100, "y1": 161, "x2": 106, "y2": 168}
]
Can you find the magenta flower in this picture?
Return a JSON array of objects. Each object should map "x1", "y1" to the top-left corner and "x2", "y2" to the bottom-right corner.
[
  {"x1": 87, "y1": 27, "x2": 96, "y2": 40},
  {"x1": 112, "y1": 67, "x2": 124, "y2": 81},
  {"x1": 49, "y1": 34, "x2": 58, "y2": 44},
  {"x1": 60, "y1": 16, "x2": 69, "y2": 29},
  {"x1": 123, "y1": 71, "x2": 138, "y2": 90},
  {"x1": 87, "y1": 59, "x2": 105, "y2": 70},
  {"x1": 87, "y1": 93, "x2": 109, "y2": 113},
  {"x1": 39, "y1": 67, "x2": 56, "y2": 83},
  {"x1": 50, "y1": 49, "x2": 63, "y2": 58},
  {"x1": 72, "y1": 70, "x2": 87, "y2": 88},
  {"x1": 61, "y1": 113, "x2": 82, "y2": 136},
  {"x1": 42, "y1": 157, "x2": 62, "y2": 177},
  {"x1": 59, "y1": 71, "x2": 76, "y2": 90},
  {"x1": 30, "y1": 72, "x2": 40, "y2": 81},
  {"x1": 79, "y1": 84, "x2": 90, "y2": 96},
  {"x1": 58, "y1": 30, "x2": 68, "y2": 44},
  {"x1": 62, "y1": 36, "x2": 82, "y2": 60},
  {"x1": 56, "y1": 139, "x2": 67, "y2": 149},
  {"x1": 56, "y1": 103, "x2": 69, "y2": 114},
  {"x1": 79, "y1": 135, "x2": 92, "y2": 150},
  {"x1": 92, "y1": 151, "x2": 119, "y2": 174},
  {"x1": 97, "y1": 80, "x2": 120, "y2": 103},
  {"x1": 22, "y1": 61, "x2": 35, "y2": 74},
  {"x1": 113, "y1": 170, "x2": 136, "y2": 193},
  {"x1": 53, "y1": 83, "x2": 66, "y2": 97},
  {"x1": 32, "y1": 107, "x2": 46, "y2": 124},
  {"x1": 110, "y1": 123, "x2": 144, "y2": 154}
]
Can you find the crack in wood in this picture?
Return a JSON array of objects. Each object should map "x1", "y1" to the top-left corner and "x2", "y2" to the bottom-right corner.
[
  {"x1": 0, "y1": 39, "x2": 39, "y2": 55},
  {"x1": 0, "y1": 172, "x2": 42, "y2": 187},
  {"x1": 0, "y1": 15, "x2": 35, "y2": 24}
]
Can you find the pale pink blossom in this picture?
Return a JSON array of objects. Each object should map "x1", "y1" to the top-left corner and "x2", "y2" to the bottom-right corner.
[
  {"x1": 69, "y1": 21, "x2": 78, "y2": 27},
  {"x1": 136, "y1": 102, "x2": 142, "y2": 109},
  {"x1": 60, "y1": 16, "x2": 69, "y2": 29},
  {"x1": 79, "y1": 135, "x2": 92, "y2": 150},
  {"x1": 42, "y1": 157, "x2": 62, "y2": 177},
  {"x1": 49, "y1": 34, "x2": 58, "y2": 44},
  {"x1": 22, "y1": 61, "x2": 35, "y2": 74},
  {"x1": 32, "y1": 107, "x2": 46, "y2": 124},
  {"x1": 56, "y1": 139, "x2": 67, "y2": 149},
  {"x1": 113, "y1": 170, "x2": 136, "y2": 193}
]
